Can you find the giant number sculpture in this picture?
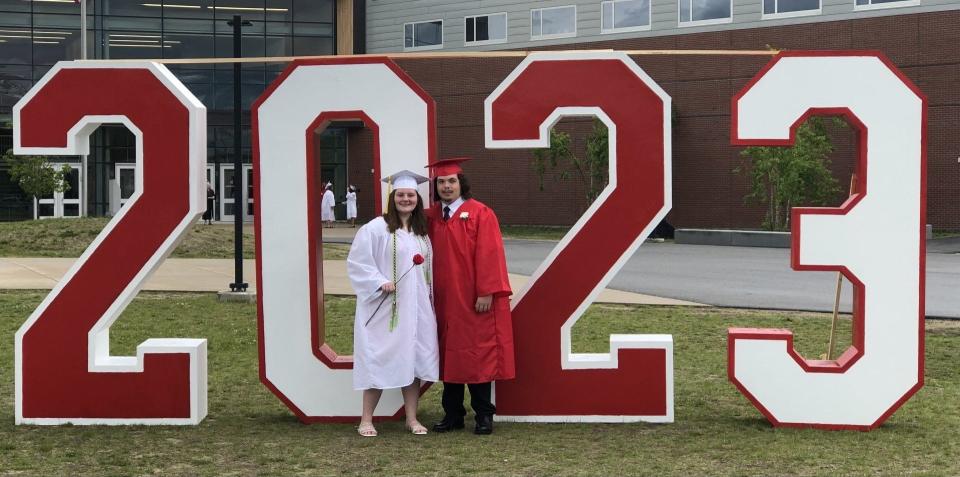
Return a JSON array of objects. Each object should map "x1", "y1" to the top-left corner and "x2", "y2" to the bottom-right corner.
[
  {"x1": 487, "y1": 52, "x2": 674, "y2": 422},
  {"x1": 253, "y1": 58, "x2": 436, "y2": 422},
  {"x1": 14, "y1": 61, "x2": 208, "y2": 424},
  {"x1": 728, "y1": 52, "x2": 926, "y2": 430}
]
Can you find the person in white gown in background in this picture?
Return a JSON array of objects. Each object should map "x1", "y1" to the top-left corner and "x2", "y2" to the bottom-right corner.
[
  {"x1": 345, "y1": 185, "x2": 358, "y2": 227},
  {"x1": 321, "y1": 182, "x2": 336, "y2": 227},
  {"x1": 347, "y1": 170, "x2": 438, "y2": 437}
]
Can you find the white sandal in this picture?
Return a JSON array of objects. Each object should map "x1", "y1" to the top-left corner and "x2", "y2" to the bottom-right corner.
[
  {"x1": 406, "y1": 421, "x2": 428, "y2": 435},
  {"x1": 357, "y1": 423, "x2": 378, "y2": 437}
]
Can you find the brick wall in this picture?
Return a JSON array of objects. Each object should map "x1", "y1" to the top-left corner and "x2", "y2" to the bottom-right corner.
[{"x1": 350, "y1": 10, "x2": 960, "y2": 229}]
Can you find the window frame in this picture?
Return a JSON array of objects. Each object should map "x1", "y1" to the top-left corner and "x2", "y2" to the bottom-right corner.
[
  {"x1": 530, "y1": 5, "x2": 577, "y2": 41},
  {"x1": 853, "y1": 0, "x2": 920, "y2": 11},
  {"x1": 600, "y1": 0, "x2": 652, "y2": 34},
  {"x1": 677, "y1": 0, "x2": 733, "y2": 27},
  {"x1": 402, "y1": 18, "x2": 443, "y2": 51},
  {"x1": 463, "y1": 12, "x2": 508, "y2": 47},
  {"x1": 761, "y1": 0, "x2": 822, "y2": 20}
]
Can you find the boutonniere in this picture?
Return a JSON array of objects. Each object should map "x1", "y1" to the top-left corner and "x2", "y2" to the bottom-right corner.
[{"x1": 459, "y1": 211, "x2": 469, "y2": 220}]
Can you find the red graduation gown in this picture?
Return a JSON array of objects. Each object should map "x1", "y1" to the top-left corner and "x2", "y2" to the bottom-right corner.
[{"x1": 427, "y1": 199, "x2": 516, "y2": 383}]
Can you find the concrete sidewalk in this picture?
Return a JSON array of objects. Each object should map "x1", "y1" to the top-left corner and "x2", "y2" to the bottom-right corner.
[{"x1": 0, "y1": 256, "x2": 702, "y2": 307}]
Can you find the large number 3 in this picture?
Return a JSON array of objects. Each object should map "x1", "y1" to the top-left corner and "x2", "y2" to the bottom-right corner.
[
  {"x1": 14, "y1": 62, "x2": 208, "y2": 424},
  {"x1": 253, "y1": 58, "x2": 436, "y2": 422},
  {"x1": 728, "y1": 52, "x2": 926, "y2": 430},
  {"x1": 487, "y1": 52, "x2": 674, "y2": 422}
]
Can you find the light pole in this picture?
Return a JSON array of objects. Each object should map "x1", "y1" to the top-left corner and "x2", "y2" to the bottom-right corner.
[{"x1": 227, "y1": 15, "x2": 252, "y2": 293}]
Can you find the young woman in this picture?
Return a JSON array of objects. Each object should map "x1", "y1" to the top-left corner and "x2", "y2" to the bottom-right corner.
[
  {"x1": 346, "y1": 170, "x2": 438, "y2": 437},
  {"x1": 345, "y1": 185, "x2": 358, "y2": 227}
]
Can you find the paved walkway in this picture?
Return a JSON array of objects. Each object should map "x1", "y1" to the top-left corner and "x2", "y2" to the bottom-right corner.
[{"x1": 0, "y1": 256, "x2": 702, "y2": 307}]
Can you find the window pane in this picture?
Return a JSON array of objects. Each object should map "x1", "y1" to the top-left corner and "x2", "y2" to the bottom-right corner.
[
  {"x1": 764, "y1": 0, "x2": 776, "y2": 13},
  {"x1": 293, "y1": 36, "x2": 333, "y2": 55},
  {"x1": 692, "y1": 0, "x2": 730, "y2": 21},
  {"x1": 465, "y1": 17, "x2": 475, "y2": 42},
  {"x1": 475, "y1": 16, "x2": 488, "y2": 41},
  {"x1": 0, "y1": 12, "x2": 30, "y2": 27},
  {"x1": 614, "y1": 0, "x2": 649, "y2": 28},
  {"x1": 157, "y1": 0, "x2": 214, "y2": 19},
  {"x1": 680, "y1": 0, "x2": 691, "y2": 21},
  {"x1": 602, "y1": 3, "x2": 614, "y2": 30},
  {"x1": 293, "y1": 0, "x2": 333, "y2": 22},
  {"x1": 404, "y1": 23, "x2": 413, "y2": 48},
  {"x1": 413, "y1": 21, "x2": 441, "y2": 47},
  {"x1": 777, "y1": 0, "x2": 818, "y2": 12},
  {"x1": 488, "y1": 13, "x2": 506, "y2": 40},
  {"x1": 213, "y1": 0, "x2": 266, "y2": 23},
  {"x1": 531, "y1": 10, "x2": 541, "y2": 36},
  {"x1": 541, "y1": 7, "x2": 575, "y2": 35}
]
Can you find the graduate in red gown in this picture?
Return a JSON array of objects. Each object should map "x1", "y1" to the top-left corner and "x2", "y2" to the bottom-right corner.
[{"x1": 425, "y1": 157, "x2": 515, "y2": 435}]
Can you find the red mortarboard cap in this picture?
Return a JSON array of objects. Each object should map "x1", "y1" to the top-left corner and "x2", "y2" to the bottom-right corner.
[{"x1": 425, "y1": 157, "x2": 471, "y2": 178}]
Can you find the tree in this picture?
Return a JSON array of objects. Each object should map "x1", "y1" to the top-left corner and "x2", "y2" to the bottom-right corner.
[
  {"x1": 2, "y1": 149, "x2": 72, "y2": 204},
  {"x1": 532, "y1": 119, "x2": 609, "y2": 207},
  {"x1": 736, "y1": 117, "x2": 843, "y2": 231}
]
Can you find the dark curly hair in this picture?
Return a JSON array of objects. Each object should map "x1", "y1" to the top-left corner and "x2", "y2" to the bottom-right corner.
[{"x1": 432, "y1": 173, "x2": 472, "y2": 203}]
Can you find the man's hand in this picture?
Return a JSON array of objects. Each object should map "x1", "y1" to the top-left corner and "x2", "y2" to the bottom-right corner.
[
  {"x1": 476, "y1": 295, "x2": 492, "y2": 313},
  {"x1": 381, "y1": 282, "x2": 396, "y2": 293}
]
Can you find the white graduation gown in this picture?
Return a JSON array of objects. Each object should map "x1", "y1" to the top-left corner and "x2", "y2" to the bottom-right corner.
[
  {"x1": 321, "y1": 189, "x2": 336, "y2": 221},
  {"x1": 347, "y1": 217, "x2": 439, "y2": 390},
  {"x1": 345, "y1": 192, "x2": 357, "y2": 219}
]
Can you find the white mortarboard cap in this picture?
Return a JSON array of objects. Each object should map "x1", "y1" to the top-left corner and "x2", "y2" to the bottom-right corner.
[{"x1": 382, "y1": 170, "x2": 428, "y2": 190}]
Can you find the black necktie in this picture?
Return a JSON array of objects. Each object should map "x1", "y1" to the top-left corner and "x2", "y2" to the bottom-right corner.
[{"x1": 443, "y1": 206, "x2": 451, "y2": 221}]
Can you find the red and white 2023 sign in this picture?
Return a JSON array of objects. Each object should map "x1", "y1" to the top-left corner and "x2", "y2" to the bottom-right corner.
[{"x1": 12, "y1": 51, "x2": 925, "y2": 431}]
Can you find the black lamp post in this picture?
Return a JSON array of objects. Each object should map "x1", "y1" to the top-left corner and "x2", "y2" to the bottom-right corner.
[{"x1": 228, "y1": 15, "x2": 252, "y2": 293}]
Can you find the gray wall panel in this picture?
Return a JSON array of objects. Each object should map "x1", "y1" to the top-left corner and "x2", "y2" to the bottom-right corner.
[{"x1": 367, "y1": 0, "x2": 960, "y2": 52}]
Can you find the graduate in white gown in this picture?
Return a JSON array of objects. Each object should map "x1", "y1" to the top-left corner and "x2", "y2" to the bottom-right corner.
[
  {"x1": 321, "y1": 183, "x2": 336, "y2": 227},
  {"x1": 347, "y1": 170, "x2": 439, "y2": 437}
]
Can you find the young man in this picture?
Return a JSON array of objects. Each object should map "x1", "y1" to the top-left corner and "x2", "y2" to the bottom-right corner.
[{"x1": 424, "y1": 157, "x2": 515, "y2": 435}]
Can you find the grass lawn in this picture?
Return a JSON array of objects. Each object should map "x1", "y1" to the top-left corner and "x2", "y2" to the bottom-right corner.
[
  {"x1": 500, "y1": 225, "x2": 570, "y2": 241},
  {"x1": 1, "y1": 291, "x2": 957, "y2": 476},
  {"x1": 0, "y1": 217, "x2": 350, "y2": 260}
]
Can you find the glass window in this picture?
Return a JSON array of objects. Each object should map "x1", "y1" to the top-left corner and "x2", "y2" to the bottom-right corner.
[
  {"x1": 0, "y1": 12, "x2": 30, "y2": 27},
  {"x1": 530, "y1": 5, "x2": 576, "y2": 40},
  {"x1": 601, "y1": 0, "x2": 651, "y2": 32},
  {"x1": 265, "y1": 35, "x2": 292, "y2": 56},
  {"x1": 464, "y1": 13, "x2": 507, "y2": 46},
  {"x1": 163, "y1": 32, "x2": 215, "y2": 59},
  {"x1": 292, "y1": 36, "x2": 333, "y2": 56},
  {"x1": 265, "y1": 0, "x2": 293, "y2": 22},
  {"x1": 678, "y1": 0, "x2": 731, "y2": 24},
  {"x1": 212, "y1": 0, "x2": 266, "y2": 22},
  {"x1": 32, "y1": 28, "x2": 82, "y2": 65},
  {"x1": 293, "y1": 0, "x2": 333, "y2": 22},
  {"x1": 855, "y1": 0, "x2": 917, "y2": 7},
  {"x1": 763, "y1": 0, "x2": 819, "y2": 15},
  {"x1": 403, "y1": 20, "x2": 442, "y2": 50}
]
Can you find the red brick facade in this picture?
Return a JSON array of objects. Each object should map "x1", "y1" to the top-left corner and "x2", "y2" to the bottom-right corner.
[{"x1": 346, "y1": 10, "x2": 959, "y2": 229}]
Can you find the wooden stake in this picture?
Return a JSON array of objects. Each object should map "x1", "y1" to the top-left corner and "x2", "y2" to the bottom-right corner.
[
  {"x1": 826, "y1": 174, "x2": 857, "y2": 360},
  {"x1": 85, "y1": 49, "x2": 781, "y2": 65}
]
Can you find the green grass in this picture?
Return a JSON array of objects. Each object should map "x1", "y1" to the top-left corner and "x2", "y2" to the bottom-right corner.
[
  {"x1": 0, "y1": 217, "x2": 350, "y2": 260},
  {"x1": 500, "y1": 225, "x2": 570, "y2": 241},
  {"x1": 1, "y1": 290, "x2": 957, "y2": 476}
]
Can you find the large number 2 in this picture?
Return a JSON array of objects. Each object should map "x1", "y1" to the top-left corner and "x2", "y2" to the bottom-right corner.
[
  {"x1": 14, "y1": 62, "x2": 208, "y2": 424},
  {"x1": 487, "y1": 52, "x2": 674, "y2": 422},
  {"x1": 728, "y1": 52, "x2": 926, "y2": 430},
  {"x1": 253, "y1": 58, "x2": 436, "y2": 422}
]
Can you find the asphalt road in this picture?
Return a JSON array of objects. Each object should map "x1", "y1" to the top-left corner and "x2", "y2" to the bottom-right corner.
[{"x1": 503, "y1": 239, "x2": 960, "y2": 318}]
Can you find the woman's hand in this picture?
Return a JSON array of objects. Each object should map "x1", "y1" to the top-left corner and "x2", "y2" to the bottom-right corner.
[
  {"x1": 475, "y1": 295, "x2": 492, "y2": 313},
  {"x1": 381, "y1": 282, "x2": 396, "y2": 293}
]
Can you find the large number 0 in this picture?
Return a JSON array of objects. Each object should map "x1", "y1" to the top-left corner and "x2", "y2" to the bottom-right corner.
[
  {"x1": 487, "y1": 52, "x2": 674, "y2": 422},
  {"x1": 14, "y1": 62, "x2": 208, "y2": 425},
  {"x1": 253, "y1": 58, "x2": 436, "y2": 422},
  {"x1": 728, "y1": 52, "x2": 926, "y2": 430}
]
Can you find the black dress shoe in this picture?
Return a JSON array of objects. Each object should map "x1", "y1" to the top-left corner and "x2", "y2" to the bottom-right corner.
[
  {"x1": 474, "y1": 414, "x2": 493, "y2": 435},
  {"x1": 432, "y1": 416, "x2": 465, "y2": 433}
]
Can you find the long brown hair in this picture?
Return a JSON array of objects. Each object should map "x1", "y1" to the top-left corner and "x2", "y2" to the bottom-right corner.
[{"x1": 383, "y1": 189, "x2": 428, "y2": 236}]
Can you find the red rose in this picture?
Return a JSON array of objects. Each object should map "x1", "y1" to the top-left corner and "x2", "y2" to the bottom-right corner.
[{"x1": 412, "y1": 254, "x2": 425, "y2": 265}]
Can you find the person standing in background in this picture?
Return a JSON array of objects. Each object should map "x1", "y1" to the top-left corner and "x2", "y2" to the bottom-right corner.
[
  {"x1": 321, "y1": 182, "x2": 336, "y2": 228},
  {"x1": 345, "y1": 185, "x2": 358, "y2": 228}
]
